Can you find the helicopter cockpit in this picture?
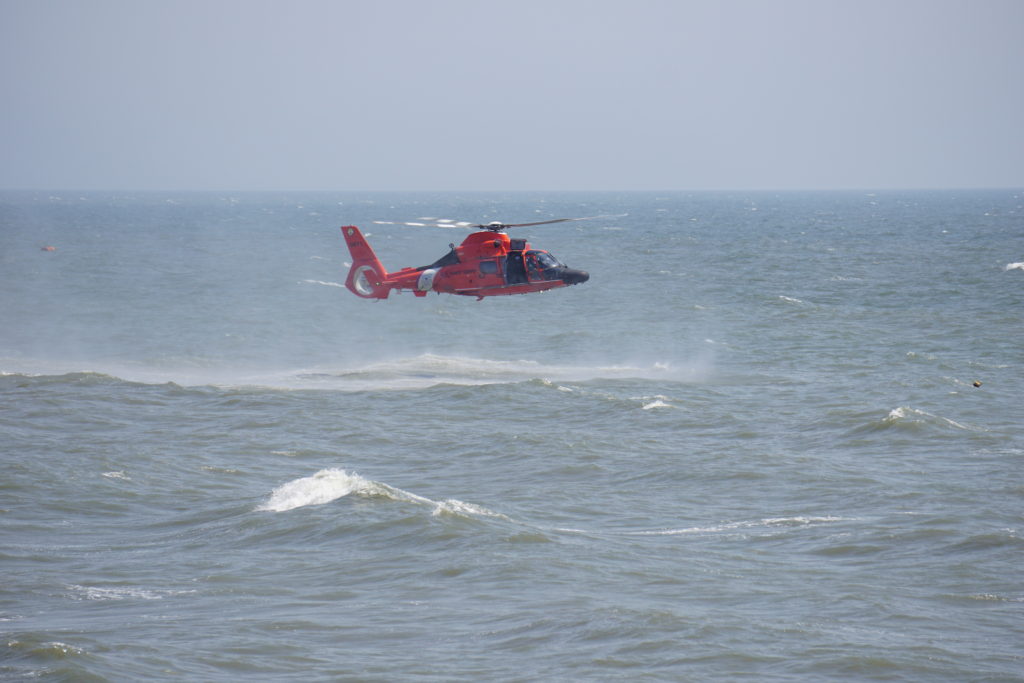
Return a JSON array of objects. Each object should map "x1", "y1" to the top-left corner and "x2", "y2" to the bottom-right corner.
[{"x1": 525, "y1": 250, "x2": 564, "y2": 280}]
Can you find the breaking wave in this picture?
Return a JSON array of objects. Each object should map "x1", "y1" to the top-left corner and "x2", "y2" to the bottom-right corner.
[
  {"x1": 1, "y1": 353, "x2": 705, "y2": 392},
  {"x1": 881, "y1": 406, "x2": 979, "y2": 432},
  {"x1": 259, "y1": 471, "x2": 848, "y2": 543},
  {"x1": 844, "y1": 406, "x2": 987, "y2": 436},
  {"x1": 257, "y1": 467, "x2": 508, "y2": 520},
  {"x1": 289, "y1": 354, "x2": 702, "y2": 391}
]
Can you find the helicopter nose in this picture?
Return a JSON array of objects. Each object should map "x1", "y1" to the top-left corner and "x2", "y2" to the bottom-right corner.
[{"x1": 559, "y1": 268, "x2": 589, "y2": 285}]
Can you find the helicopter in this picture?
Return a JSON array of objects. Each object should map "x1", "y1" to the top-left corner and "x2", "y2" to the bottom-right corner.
[{"x1": 340, "y1": 215, "x2": 620, "y2": 300}]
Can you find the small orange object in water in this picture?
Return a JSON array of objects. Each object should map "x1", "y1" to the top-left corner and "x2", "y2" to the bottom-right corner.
[{"x1": 41, "y1": 246, "x2": 56, "y2": 252}]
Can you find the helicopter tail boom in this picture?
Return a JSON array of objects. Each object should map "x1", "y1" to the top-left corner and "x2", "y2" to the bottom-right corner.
[{"x1": 341, "y1": 226, "x2": 390, "y2": 299}]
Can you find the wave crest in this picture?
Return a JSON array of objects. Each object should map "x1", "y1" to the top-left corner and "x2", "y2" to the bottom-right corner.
[
  {"x1": 625, "y1": 516, "x2": 848, "y2": 537},
  {"x1": 3, "y1": 353, "x2": 703, "y2": 392},
  {"x1": 882, "y1": 406, "x2": 978, "y2": 432},
  {"x1": 292, "y1": 353, "x2": 699, "y2": 391},
  {"x1": 257, "y1": 468, "x2": 507, "y2": 520},
  {"x1": 256, "y1": 468, "x2": 383, "y2": 512}
]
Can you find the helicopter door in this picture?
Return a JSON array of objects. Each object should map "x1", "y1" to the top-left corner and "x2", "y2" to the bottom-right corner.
[{"x1": 505, "y1": 251, "x2": 527, "y2": 285}]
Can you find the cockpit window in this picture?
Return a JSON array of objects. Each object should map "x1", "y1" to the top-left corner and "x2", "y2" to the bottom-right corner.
[
  {"x1": 538, "y1": 252, "x2": 561, "y2": 269},
  {"x1": 527, "y1": 251, "x2": 563, "y2": 270}
]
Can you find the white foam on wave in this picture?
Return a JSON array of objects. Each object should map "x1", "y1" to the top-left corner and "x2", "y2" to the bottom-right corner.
[
  {"x1": 432, "y1": 498, "x2": 508, "y2": 519},
  {"x1": 887, "y1": 406, "x2": 909, "y2": 420},
  {"x1": 626, "y1": 515, "x2": 848, "y2": 536},
  {"x1": 289, "y1": 353, "x2": 704, "y2": 392},
  {"x1": 1, "y1": 352, "x2": 710, "y2": 392},
  {"x1": 1004, "y1": 262, "x2": 1024, "y2": 271},
  {"x1": 67, "y1": 584, "x2": 195, "y2": 601},
  {"x1": 965, "y1": 593, "x2": 1024, "y2": 603},
  {"x1": 257, "y1": 468, "x2": 377, "y2": 512},
  {"x1": 640, "y1": 396, "x2": 673, "y2": 410},
  {"x1": 257, "y1": 467, "x2": 508, "y2": 520},
  {"x1": 884, "y1": 406, "x2": 977, "y2": 431}
]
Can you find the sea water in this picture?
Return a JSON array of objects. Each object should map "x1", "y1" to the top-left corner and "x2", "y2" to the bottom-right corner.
[{"x1": 1, "y1": 190, "x2": 1022, "y2": 680}]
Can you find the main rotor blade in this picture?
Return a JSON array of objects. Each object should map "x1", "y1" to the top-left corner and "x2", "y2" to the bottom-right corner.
[
  {"x1": 372, "y1": 220, "x2": 473, "y2": 229},
  {"x1": 372, "y1": 213, "x2": 627, "y2": 230},
  {"x1": 499, "y1": 214, "x2": 627, "y2": 228}
]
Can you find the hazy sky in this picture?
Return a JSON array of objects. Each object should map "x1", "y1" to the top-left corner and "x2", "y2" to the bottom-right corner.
[{"x1": 2, "y1": 0, "x2": 1022, "y2": 191}]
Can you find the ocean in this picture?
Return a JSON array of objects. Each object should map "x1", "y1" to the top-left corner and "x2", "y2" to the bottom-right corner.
[{"x1": 1, "y1": 189, "x2": 1022, "y2": 681}]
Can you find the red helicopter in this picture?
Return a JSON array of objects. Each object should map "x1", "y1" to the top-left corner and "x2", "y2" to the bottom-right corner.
[{"x1": 341, "y1": 215, "x2": 617, "y2": 300}]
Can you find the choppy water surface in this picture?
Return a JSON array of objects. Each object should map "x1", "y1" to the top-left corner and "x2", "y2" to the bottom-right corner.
[{"x1": 2, "y1": 190, "x2": 1022, "y2": 680}]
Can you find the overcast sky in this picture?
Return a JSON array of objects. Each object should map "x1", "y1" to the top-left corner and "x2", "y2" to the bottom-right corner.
[{"x1": 1, "y1": 0, "x2": 1022, "y2": 191}]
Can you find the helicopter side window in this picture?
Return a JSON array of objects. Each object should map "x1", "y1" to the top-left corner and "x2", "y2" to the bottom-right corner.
[
  {"x1": 479, "y1": 260, "x2": 499, "y2": 275},
  {"x1": 525, "y1": 252, "x2": 542, "y2": 280}
]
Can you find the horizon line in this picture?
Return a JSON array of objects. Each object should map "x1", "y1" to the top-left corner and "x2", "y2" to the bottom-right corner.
[{"x1": 2, "y1": 186, "x2": 1022, "y2": 195}]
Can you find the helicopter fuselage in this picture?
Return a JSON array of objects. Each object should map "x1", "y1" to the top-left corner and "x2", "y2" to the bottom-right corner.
[{"x1": 342, "y1": 226, "x2": 589, "y2": 300}]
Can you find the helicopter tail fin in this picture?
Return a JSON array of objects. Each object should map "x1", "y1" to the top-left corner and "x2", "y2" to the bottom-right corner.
[{"x1": 341, "y1": 226, "x2": 390, "y2": 299}]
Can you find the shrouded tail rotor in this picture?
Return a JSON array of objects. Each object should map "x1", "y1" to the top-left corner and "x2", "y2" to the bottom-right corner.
[{"x1": 341, "y1": 226, "x2": 390, "y2": 299}]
